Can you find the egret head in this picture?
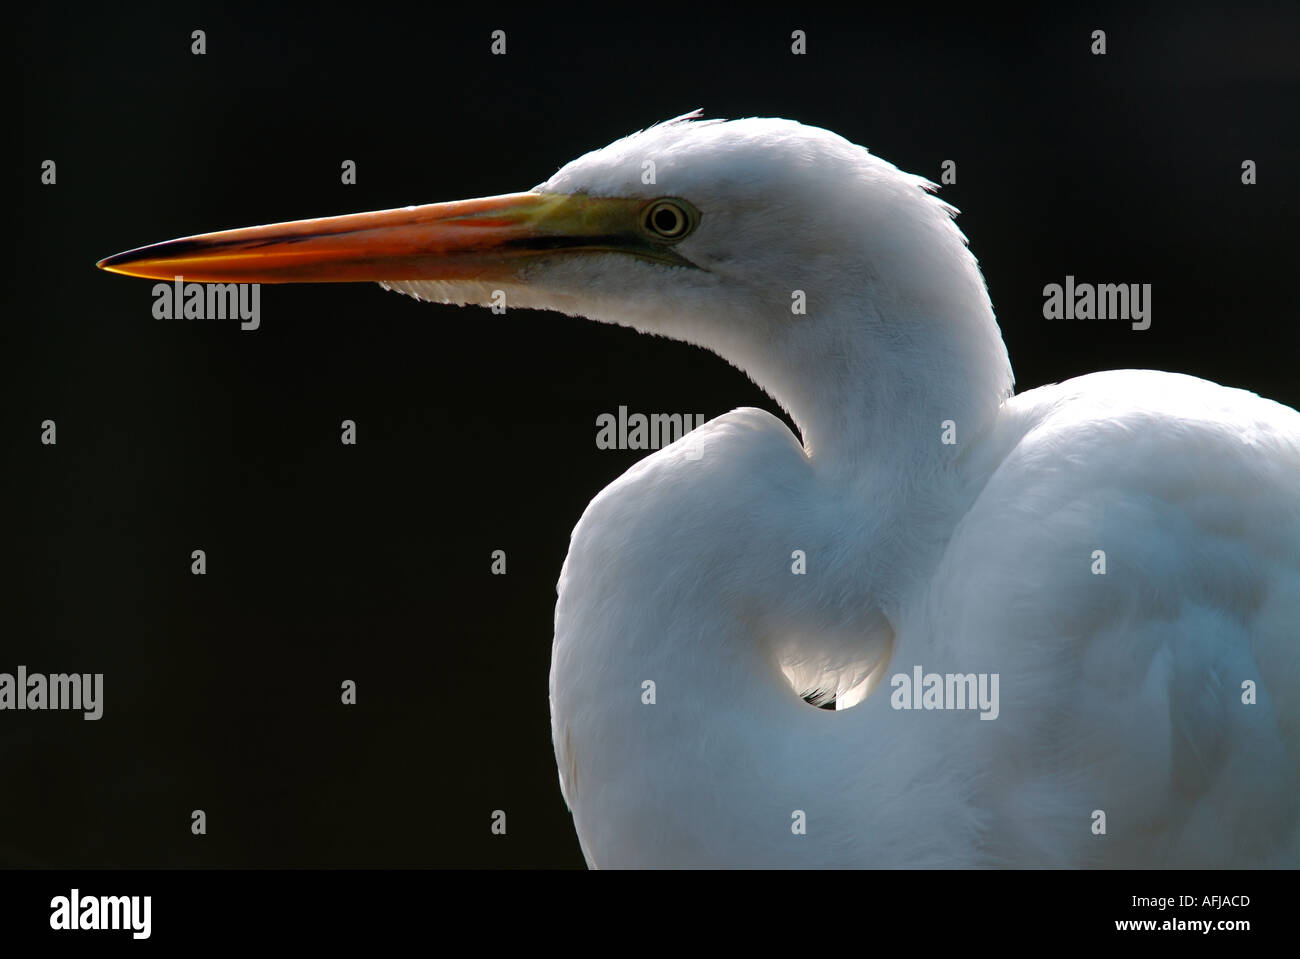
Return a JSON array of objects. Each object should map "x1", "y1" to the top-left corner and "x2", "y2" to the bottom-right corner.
[{"x1": 98, "y1": 114, "x2": 1011, "y2": 454}]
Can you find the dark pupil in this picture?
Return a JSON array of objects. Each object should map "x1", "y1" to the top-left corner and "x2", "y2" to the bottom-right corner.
[{"x1": 653, "y1": 206, "x2": 681, "y2": 235}]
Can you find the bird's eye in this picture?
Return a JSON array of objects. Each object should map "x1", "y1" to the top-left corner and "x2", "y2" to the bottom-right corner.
[{"x1": 643, "y1": 199, "x2": 693, "y2": 240}]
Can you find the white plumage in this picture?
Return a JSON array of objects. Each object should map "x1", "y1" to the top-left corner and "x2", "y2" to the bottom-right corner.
[
  {"x1": 98, "y1": 112, "x2": 1300, "y2": 868},
  {"x1": 512, "y1": 116, "x2": 1298, "y2": 867}
]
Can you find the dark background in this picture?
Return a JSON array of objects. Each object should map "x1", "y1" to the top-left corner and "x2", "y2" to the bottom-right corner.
[{"x1": 6, "y1": 3, "x2": 1298, "y2": 867}]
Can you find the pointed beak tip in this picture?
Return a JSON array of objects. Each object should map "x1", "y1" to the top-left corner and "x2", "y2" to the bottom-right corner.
[
  {"x1": 96, "y1": 252, "x2": 133, "y2": 275},
  {"x1": 97, "y1": 249, "x2": 171, "y2": 280}
]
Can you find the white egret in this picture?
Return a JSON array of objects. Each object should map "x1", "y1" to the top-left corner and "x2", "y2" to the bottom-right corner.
[{"x1": 99, "y1": 114, "x2": 1300, "y2": 868}]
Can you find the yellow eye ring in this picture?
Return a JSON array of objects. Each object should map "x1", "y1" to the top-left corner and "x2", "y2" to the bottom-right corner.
[{"x1": 643, "y1": 199, "x2": 692, "y2": 240}]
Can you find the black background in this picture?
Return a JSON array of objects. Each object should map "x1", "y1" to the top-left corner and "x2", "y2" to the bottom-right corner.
[{"x1": 6, "y1": 2, "x2": 1298, "y2": 868}]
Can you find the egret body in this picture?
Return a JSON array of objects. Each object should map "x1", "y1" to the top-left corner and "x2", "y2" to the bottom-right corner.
[{"x1": 99, "y1": 115, "x2": 1300, "y2": 868}]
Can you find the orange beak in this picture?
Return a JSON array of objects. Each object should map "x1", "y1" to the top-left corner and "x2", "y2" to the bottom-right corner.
[{"x1": 96, "y1": 192, "x2": 691, "y2": 284}]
